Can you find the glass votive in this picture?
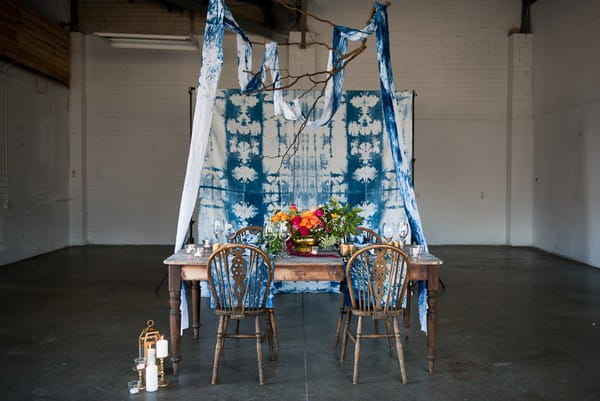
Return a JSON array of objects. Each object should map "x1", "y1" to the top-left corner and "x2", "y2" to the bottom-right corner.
[
  {"x1": 185, "y1": 244, "x2": 196, "y2": 254},
  {"x1": 128, "y1": 380, "x2": 140, "y2": 394},
  {"x1": 134, "y1": 357, "x2": 146, "y2": 371}
]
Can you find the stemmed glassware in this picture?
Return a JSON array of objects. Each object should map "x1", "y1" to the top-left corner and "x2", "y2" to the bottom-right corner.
[
  {"x1": 278, "y1": 223, "x2": 290, "y2": 257},
  {"x1": 224, "y1": 221, "x2": 236, "y2": 243},
  {"x1": 398, "y1": 221, "x2": 409, "y2": 245},
  {"x1": 213, "y1": 219, "x2": 224, "y2": 243},
  {"x1": 382, "y1": 222, "x2": 394, "y2": 243},
  {"x1": 134, "y1": 357, "x2": 146, "y2": 390}
]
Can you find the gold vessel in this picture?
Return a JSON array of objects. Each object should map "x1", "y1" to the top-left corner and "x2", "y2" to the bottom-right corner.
[{"x1": 292, "y1": 237, "x2": 318, "y2": 253}]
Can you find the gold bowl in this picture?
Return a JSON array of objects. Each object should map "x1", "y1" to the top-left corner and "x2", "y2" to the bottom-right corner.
[{"x1": 292, "y1": 237, "x2": 318, "y2": 253}]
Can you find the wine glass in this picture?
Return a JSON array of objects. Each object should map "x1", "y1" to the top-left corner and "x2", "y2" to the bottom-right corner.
[
  {"x1": 382, "y1": 222, "x2": 394, "y2": 243},
  {"x1": 213, "y1": 219, "x2": 224, "y2": 243},
  {"x1": 398, "y1": 221, "x2": 409, "y2": 245},
  {"x1": 224, "y1": 221, "x2": 236, "y2": 242},
  {"x1": 278, "y1": 223, "x2": 290, "y2": 257}
]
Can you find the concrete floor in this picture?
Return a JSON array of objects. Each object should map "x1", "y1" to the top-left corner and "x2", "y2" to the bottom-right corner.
[{"x1": 0, "y1": 245, "x2": 598, "y2": 401}]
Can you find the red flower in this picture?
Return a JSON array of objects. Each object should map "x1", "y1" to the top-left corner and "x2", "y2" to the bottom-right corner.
[
  {"x1": 299, "y1": 227, "x2": 310, "y2": 236},
  {"x1": 314, "y1": 208, "x2": 324, "y2": 217},
  {"x1": 290, "y1": 215, "x2": 302, "y2": 229}
]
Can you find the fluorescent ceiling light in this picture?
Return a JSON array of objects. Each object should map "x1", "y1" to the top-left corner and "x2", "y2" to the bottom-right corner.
[{"x1": 94, "y1": 33, "x2": 198, "y2": 51}]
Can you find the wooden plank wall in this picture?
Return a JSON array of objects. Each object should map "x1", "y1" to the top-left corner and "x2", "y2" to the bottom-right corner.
[{"x1": 0, "y1": 0, "x2": 69, "y2": 86}]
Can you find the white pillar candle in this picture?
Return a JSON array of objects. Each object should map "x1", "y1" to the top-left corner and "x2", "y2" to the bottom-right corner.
[
  {"x1": 156, "y1": 338, "x2": 168, "y2": 358},
  {"x1": 147, "y1": 348, "x2": 156, "y2": 366},
  {"x1": 145, "y1": 360, "x2": 158, "y2": 392}
]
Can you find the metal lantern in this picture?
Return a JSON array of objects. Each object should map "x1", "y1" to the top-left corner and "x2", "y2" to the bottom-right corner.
[{"x1": 138, "y1": 320, "x2": 162, "y2": 359}]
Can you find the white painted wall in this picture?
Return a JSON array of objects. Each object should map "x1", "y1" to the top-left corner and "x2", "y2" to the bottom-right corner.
[
  {"x1": 76, "y1": 0, "x2": 522, "y2": 246},
  {"x1": 532, "y1": 0, "x2": 600, "y2": 267},
  {"x1": 0, "y1": 62, "x2": 70, "y2": 266},
  {"x1": 308, "y1": 0, "x2": 522, "y2": 244},
  {"x1": 79, "y1": 33, "x2": 283, "y2": 245}
]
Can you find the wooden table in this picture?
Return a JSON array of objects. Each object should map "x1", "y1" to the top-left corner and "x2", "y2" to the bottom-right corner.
[{"x1": 163, "y1": 249, "x2": 443, "y2": 375}]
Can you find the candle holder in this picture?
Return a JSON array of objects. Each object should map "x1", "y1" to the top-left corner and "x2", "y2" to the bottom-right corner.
[
  {"x1": 158, "y1": 356, "x2": 169, "y2": 387},
  {"x1": 134, "y1": 357, "x2": 146, "y2": 390},
  {"x1": 138, "y1": 320, "x2": 162, "y2": 360}
]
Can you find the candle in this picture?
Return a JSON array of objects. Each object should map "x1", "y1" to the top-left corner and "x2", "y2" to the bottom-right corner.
[
  {"x1": 147, "y1": 348, "x2": 156, "y2": 366},
  {"x1": 156, "y1": 338, "x2": 168, "y2": 358},
  {"x1": 145, "y1": 360, "x2": 158, "y2": 392}
]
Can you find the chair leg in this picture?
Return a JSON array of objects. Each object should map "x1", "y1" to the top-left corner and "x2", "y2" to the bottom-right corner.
[
  {"x1": 223, "y1": 316, "x2": 230, "y2": 335},
  {"x1": 334, "y1": 298, "x2": 345, "y2": 349},
  {"x1": 374, "y1": 319, "x2": 379, "y2": 334},
  {"x1": 384, "y1": 318, "x2": 393, "y2": 349},
  {"x1": 352, "y1": 316, "x2": 363, "y2": 384},
  {"x1": 392, "y1": 316, "x2": 407, "y2": 384},
  {"x1": 255, "y1": 315, "x2": 264, "y2": 385},
  {"x1": 265, "y1": 313, "x2": 276, "y2": 362},
  {"x1": 268, "y1": 309, "x2": 279, "y2": 355},
  {"x1": 340, "y1": 311, "x2": 352, "y2": 363},
  {"x1": 211, "y1": 316, "x2": 225, "y2": 385}
]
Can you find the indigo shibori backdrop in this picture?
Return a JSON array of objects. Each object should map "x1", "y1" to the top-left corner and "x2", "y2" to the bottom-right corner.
[{"x1": 197, "y1": 89, "x2": 414, "y2": 238}]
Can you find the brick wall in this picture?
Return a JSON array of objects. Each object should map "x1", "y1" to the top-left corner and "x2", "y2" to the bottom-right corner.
[
  {"x1": 0, "y1": 62, "x2": 70, "y2": 265},
  {"x1": 72, "y1": 0, "x2": 523, "y2": 246}
]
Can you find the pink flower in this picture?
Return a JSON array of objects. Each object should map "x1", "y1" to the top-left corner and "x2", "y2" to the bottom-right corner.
[
  {"x1": 314, "y1": 209, "x2": 324, "y2": 217},
  {"x1": 290, "y1": 215, "x2": 302, "y2": 229},
  {"x1": 290, "y1": 204, "x2": 297, "y2": 210},
  {"x1": 299, "y1": 227, "x2": 310, "y2": 236}
]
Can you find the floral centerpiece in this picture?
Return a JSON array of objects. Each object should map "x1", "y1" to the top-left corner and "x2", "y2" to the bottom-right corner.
[{"x1": 271, "y1": 198, "x2": 364, "y2": 251}]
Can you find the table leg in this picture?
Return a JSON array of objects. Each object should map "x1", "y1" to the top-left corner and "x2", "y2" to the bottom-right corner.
[
  {"x1": 168, "y1": 265, "x2": 182, "y2": 376},
  {"x1": 191, "y1": 280, "x2": 201, "y2": 340},
  {"x1": 426, "y1": 267, "x2": 440, "y2": 374},
  {"x1": 403, "y1": 281, "x2": 414, "y2": 337}
]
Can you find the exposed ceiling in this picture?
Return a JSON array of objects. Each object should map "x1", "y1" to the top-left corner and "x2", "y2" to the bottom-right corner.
[{"x1": 158, "y1": 0, "x2": 304, "y2": 41}]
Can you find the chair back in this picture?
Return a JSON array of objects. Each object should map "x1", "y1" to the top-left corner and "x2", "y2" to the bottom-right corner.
[
  {"x1": 345, "y1": 244, "x2": 410, "y2": 317},
  {"x1": 230, "y1": 226, "x2": 264, "y2": 244},
  {"x1": 354, "y1": 226, "x2": 383, "y2": 244},
  {"x1": 207, "y1": 244, "x2": 273, "y2": 317}
]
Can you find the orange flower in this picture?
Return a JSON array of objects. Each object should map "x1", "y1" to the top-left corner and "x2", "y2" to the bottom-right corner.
[
  {"x1": 271, "y1": 211, "x2": 290, "y2": 223},
  {"x1": 299, "y1": 210, "x2": 321, "y2": 229}
]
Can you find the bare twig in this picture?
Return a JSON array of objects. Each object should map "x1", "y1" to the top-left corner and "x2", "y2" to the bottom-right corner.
[{"x1": 239, "y1": 1, "x2": 375, "y2": 175}]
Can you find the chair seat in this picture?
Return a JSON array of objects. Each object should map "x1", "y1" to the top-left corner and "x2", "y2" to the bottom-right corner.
[
  {"x1": 215, "y1": 308, "x2": 268, "y2": 318},
  {"x1": 350, "y1": 309, "x2": 403, "y2": 319}
]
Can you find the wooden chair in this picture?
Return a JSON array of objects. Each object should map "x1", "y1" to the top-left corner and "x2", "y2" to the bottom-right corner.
[
  {"x1": 229, "y1": 225, "x2": 264, "y2": 244},
  {"x1": 333, "y1": 226, "x2": 382, "y2": 349},
  {"x1": 228, "y1": 225, "x2": 278, "y2": 349},
  {"x1": 207, "y1": 244, "x2": 276, "y2": 385},
  {"x1": 340, "y1": 244, "x2": 411, "y2": 384},
  {"x1": 354, "y1": 226, "x2": 383, "y2": 245}
]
